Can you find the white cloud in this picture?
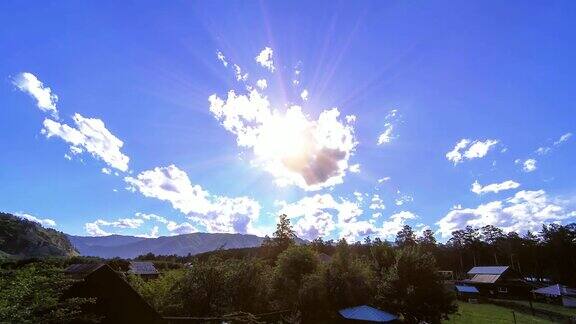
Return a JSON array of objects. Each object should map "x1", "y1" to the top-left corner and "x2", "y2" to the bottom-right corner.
[
  {"x1": 256, "y1": 79, "x2": 267, "y2": 90},
  {"x1": 15, "y1": 212, "x2": 56, "y2": 228},
  {"x1": 377, "y1": 177, "x2": 391, "y2": 183},
  {"x1": 216, "y1": 50, "x2": 228, "y2": 67},
  {"x1": 353, "y1": 191, "x2": 364, "y2": 202},
  {"x1": 208, "y1": 89, "x2": 357, "y2": 191},
  {"x1": 446, "y1": 139, "x2": 499, "y2": 164},
  {"x1": 349, "y1": 163, "x2": 361, "y2": 173},
  {"x1": 536, "y1": 147, "x2": 551, "y2": 155},
  {"x1": 42, "y1": 113, "x2": 129, "y2": 172},
  {"x1": 233, "y1": 64, "x2": 248, "y2": 82},
  {"x1": 554, "y1": 132, "x2": 572, "y2": 146},
  {"x1": 395, "y1": 192, "x2": 413, "y2": 206},
  {"x1": 300, "y1": 89, "x2": 309, "y2": 101},
  {"x1": 277, "y1": 193, "x2": 362, "y2": 240},
  {"x1": 471, "y1": 180, "x2": 520, "y2": 195},
  {"x1": 255, "y1": 47, "x2": 275, "y2": 72},
  {"x1": 84, "y1": 217, "x2": 144, "y2": 236},
  {"x1": 345, "y1": 115, "x2": 356, "y2": 123},
  {"x1": 377, "y1": 123, "x2": 394, "y2": 145},
  {"x1": 137, "y1": 226, "x2": 160, "y2": 238},
  {"x1": 369, "y1": 194, "x2": 386, "y2": 210},
  {"x1": 13, "y1": 72, "x2": 59, "y2": 118},
  {"x1": 102, "y1": 167, "x2": 112, "y2": 175},
  {"x1": 380, "y1": 211, "x2": 418, "y2": 238},
  {"x1": 125, "y1": 165, "x2": 260, "y2": 234},
  {"x1": 136, "y1": 212, "x2": 168, "y2": 223},
  {"x1": 166, "y1": 221, "x2": 197, "y2": 235},
  {"x1": 377, "y1": 110, "x2": 399, "y2": 145},
  {"x1": 521, "y1": 159, "x2": 537, "y2": 172},
  {"x1": 436, "y1": 190, "x2": 575, "y2": 238},
  {"x1": 536, "y1": 133, "x2": 572, "y2": 156}
]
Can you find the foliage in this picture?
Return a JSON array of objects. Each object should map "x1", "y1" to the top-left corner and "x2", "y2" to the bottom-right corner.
[
  {"x1": 0, "y1": 264, "x2": 98, "y2": 323},
  {"x1": 376, "y1": 247, "x2": 457, "y2": 323},
  {"x1": 0, "y1": 212, "x2": 78, "y2": 258},
  {"x1": 127, "y1": 269, "x2": 185, "y2": 314}
]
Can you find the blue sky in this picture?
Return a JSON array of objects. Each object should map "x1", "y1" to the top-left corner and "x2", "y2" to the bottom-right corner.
[{"x1": 1, "y1": 1, "x2": 575, "y2": 241}]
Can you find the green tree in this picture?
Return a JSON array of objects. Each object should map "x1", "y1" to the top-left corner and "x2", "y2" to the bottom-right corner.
[
  {"x1": 376, "y1": 247, "x2": 456, "y2": 323},
  {"x1": 395, "y1": 225, "x2": 416, "y2": 247},
  {"x1": 128, "y1": 269, "x2": 185, "y2": 315},
  {"x1": 0, "y1": 264, "x2": 98, "y2": 323},
  {"x1": 324, "y1": 239, "x2": 374, "y2": 310},
  {"x1": 272, "y1": 245, "x2": 319, "y2": 310}
]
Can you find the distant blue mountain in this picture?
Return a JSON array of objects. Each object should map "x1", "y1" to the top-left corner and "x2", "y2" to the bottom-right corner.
[{"x1": 68, "y1": 233, "x2": 267, "y2": 258}]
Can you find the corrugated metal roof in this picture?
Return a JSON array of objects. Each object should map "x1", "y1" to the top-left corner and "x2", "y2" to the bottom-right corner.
[
  {"x1": 456, "y1": 285, "x2": 479, "y2": 293},
  {"x1": 468, "y1": 274, "x2": 501, "y2": 283},
  {"x1": 534, "y1": 284, "x2": 576, "y2": 297},
  {"x1": 65, "y1": 263, "x2": 106, "y2": 278},
  {"x1": 339, "y1": 305, "x2": 398, "y2": 322},
  {"x1": 129, "y1": 261, "x2": 158, "y2": 275},
  {"x1": 468, "y1": 266, "x2": 509, "y2": 275}
]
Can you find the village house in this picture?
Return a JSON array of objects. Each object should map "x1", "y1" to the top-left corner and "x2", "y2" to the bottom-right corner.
[
  {"x1": 457, "y1": 266, "x2": 533, "y2": 298},
  {"x1": 64, "y1": 263, "x2": 165, "y2": 324}
]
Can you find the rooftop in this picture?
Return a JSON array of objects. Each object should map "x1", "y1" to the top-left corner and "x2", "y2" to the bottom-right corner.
[
  {"x1": 339, "y1": 305, "x2": 398, "y2": 322},
  {"x1": 468, "y1": 266, "x2": 509, "y2": 275},
  {"x1": 129, "y1": 261, "x2": 159, "y2": 275}
]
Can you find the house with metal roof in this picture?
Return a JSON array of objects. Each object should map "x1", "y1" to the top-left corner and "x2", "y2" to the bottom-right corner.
[
  {"x1": 533, "y1": 284, "x2": 576, "y2": 307},
  {"x1": 64, "y1": 263, "x2": 165, "y2": 323},
  {"x1": 338, "y1": 305, "x2": 398, "y2": 323},
  {"x1": 457, "y1": 266, "x2": 532, "y2": 298},
  {"x1": 129, "y1": 261, "x2": 160, "y2": 279}
]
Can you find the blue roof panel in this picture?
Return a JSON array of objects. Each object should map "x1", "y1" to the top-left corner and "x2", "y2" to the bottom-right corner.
[
  {"x1": 456, "y1": 285, "x2": 479, "y2": 293},
  {"x1": 339, "y1": 305, "x2": 398, "y2": 322},
  {"x1": 468, "y1": 266, "x2": 509, "y2": 275}
]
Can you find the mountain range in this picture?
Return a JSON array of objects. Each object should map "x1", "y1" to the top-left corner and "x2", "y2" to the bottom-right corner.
[{"x1": 67, "y1": 232, "x2": 267, "y2": 258}]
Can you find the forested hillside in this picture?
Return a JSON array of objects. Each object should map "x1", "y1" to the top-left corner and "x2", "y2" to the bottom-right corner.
[{"x1": 0, "y1": 212, "x2": 78, "y2": 258}]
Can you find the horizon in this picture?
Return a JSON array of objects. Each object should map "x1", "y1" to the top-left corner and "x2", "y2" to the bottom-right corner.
[{"x1": 1, "y1": 1, "x2": 575, "y2": 242}]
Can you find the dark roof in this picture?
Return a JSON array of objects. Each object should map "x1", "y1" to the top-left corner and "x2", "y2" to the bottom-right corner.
[
  {"x1": 468, "y1": 266, "x2": 509, "y2": 275},
  {"x1": 339, "y1": 305, "x2": 398, "y2": 322},
  {"x1": 65, "y1": 263, "x2": 107, "y2": 278},
  {"x1": 533, "y1": 284, "x2": 576, "y2": 297},
  {"x1": 129, "y1": 261, "x2": 159, "y2": 275},
  {"x1": 456, "y1": 285, "x2": 479, "y2": 293}
]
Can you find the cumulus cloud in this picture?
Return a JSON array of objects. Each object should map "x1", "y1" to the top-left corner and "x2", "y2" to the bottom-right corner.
[
  {"x1": 345, "y1": 115, "x2": 356, "y2": 123},
  {"x1": 446, "y1": 139, "x2": 499, "y2": 164},
  {"x1": 377, "y1": 110, "x2": 399, "y2": 145},
  {"x1": 16, "y1": 212, "x2": 56, "y2": 228},
  {"x1": 233, "y1": 64, "x2": 248, "y2": 82},
  {"x1": 41, "y1": 113, "x2": 129, "y2": 171},
  {"x1": 369, "y1": 194, "x2": 386, "y2": 210},
  {"x1": 102, "y1": 167, "x2": 112, "y2": 175},
  {"x1": 349, "y1": 163, "x2": 361, "y2": 173},
  {"x1": 471, "y1": 180, "x2": 520, "y2": 195},
  {"x1": 380, "y1": 211, "x2": 418, "y2": 238},
  {"x1": 166, "y1": 221, "x2": 197, "y2": 235},
  {"x1": 519, "y1": 159, "x2": 537, "y2": 172},
  {"x1": 300, "y1": 89, "x2": 309, "y2": 101},
  {"x1": 208, "y1": 89, "x2": 357, "y2": 191},
  {"x1": 85, "y1": 217, "x2": 144, "y2": 236},
  {"x1": 255, "y1": 47, "x2": 275, "y2": 72},
  {"x1": 256, "y1": 79, "x2": 267, "y2": 90},
  {"x1": 277, "y1": 194, "x2": 362, "y2": 240},
  {"x1": 125, "y1": 165, "x2": 260, "y2": 234},
  {"x1": 13, "y1": 72, "x2": 59, "y2": 118},
  {"x1": 437, "y1": 190, "x2": 575, "y2": 238}
]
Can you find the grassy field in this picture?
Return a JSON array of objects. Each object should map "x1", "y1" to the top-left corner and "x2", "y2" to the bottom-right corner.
[
  {"x1": 443, "y1": 302, "x2": 554, "y2": 323},
  {"x1": 492, "y1": 299, "x2": 576, "y2": 317}
]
